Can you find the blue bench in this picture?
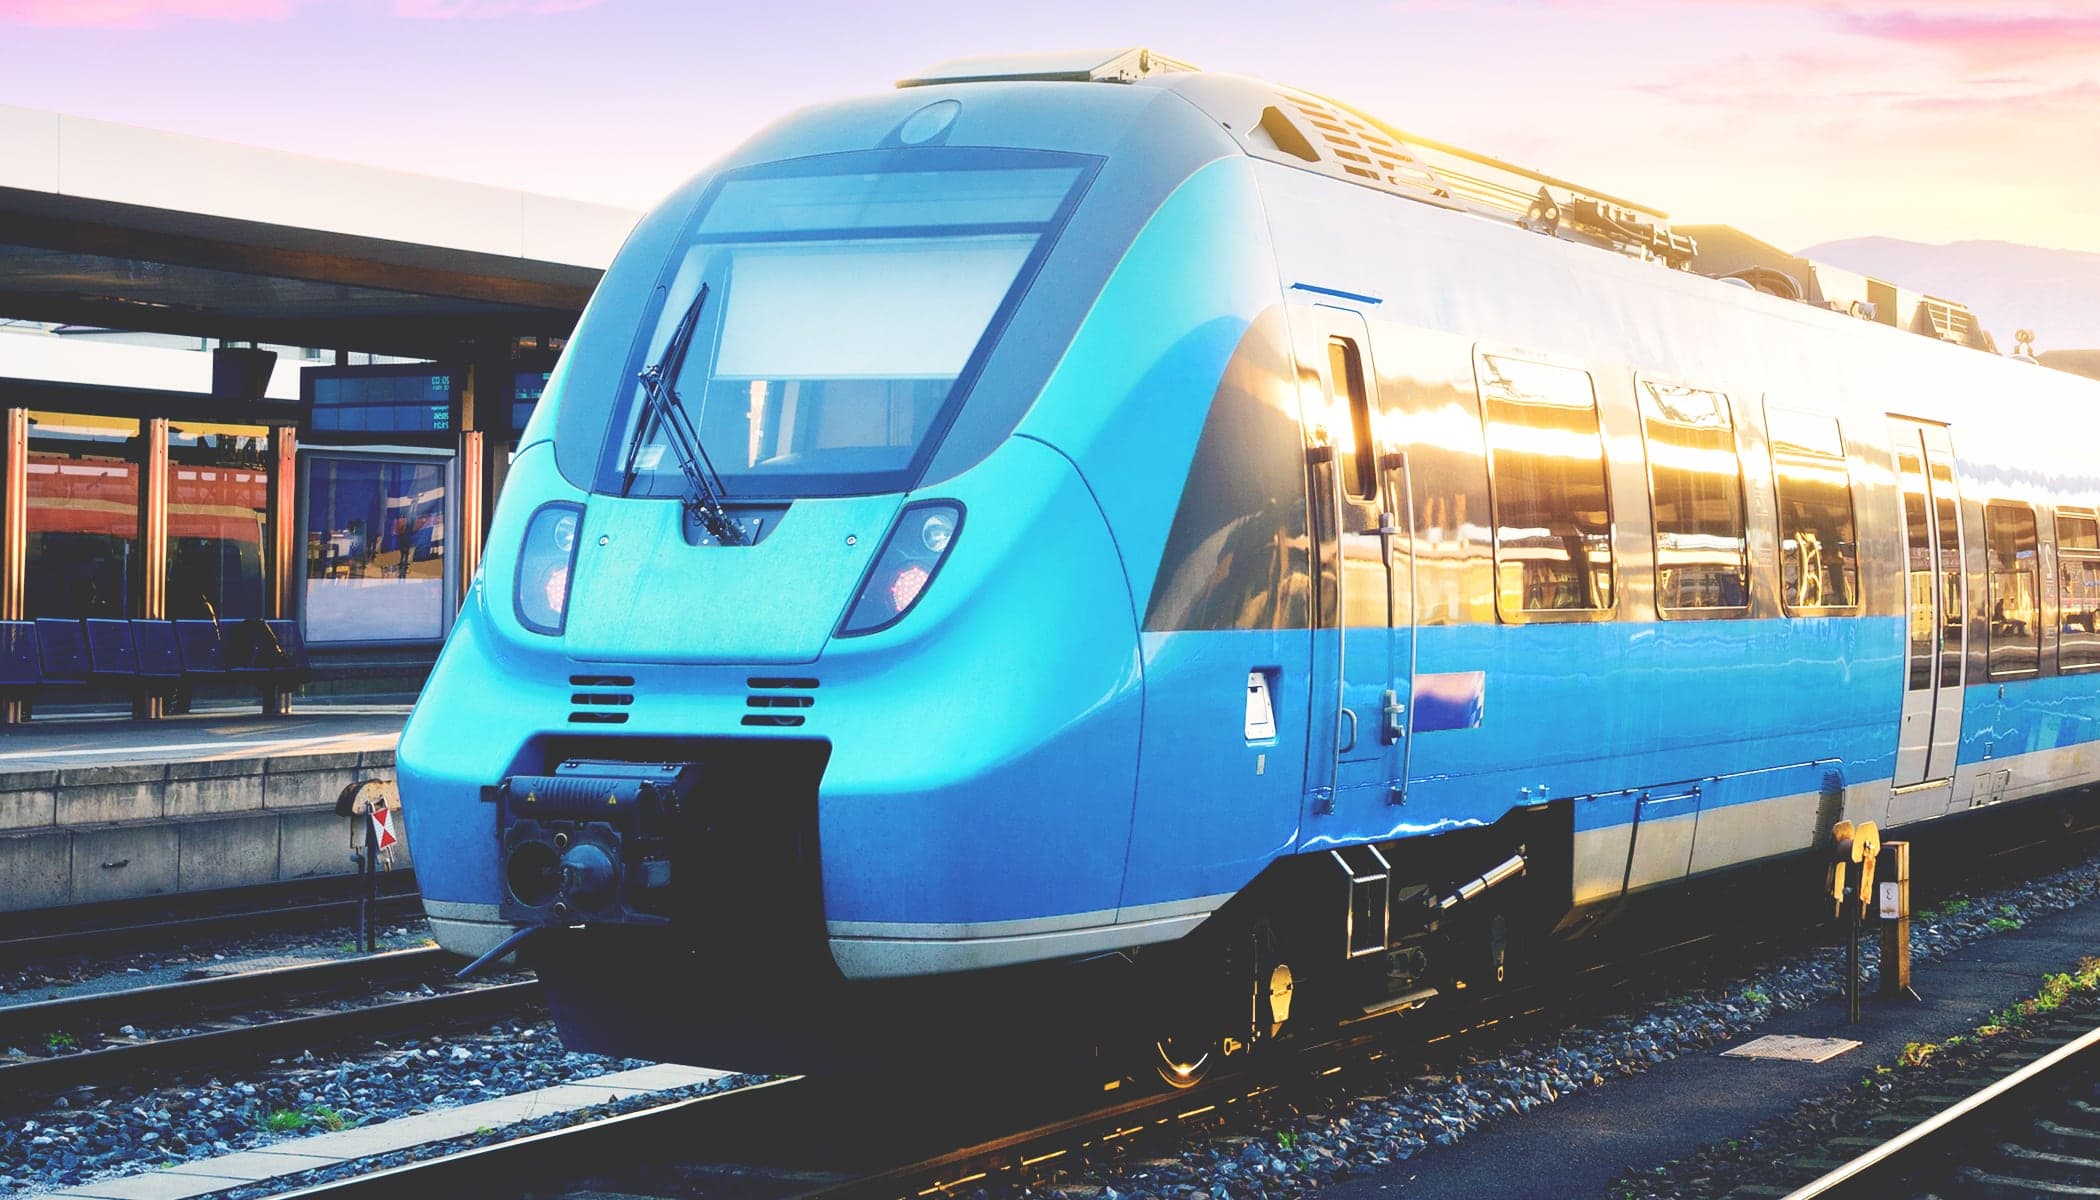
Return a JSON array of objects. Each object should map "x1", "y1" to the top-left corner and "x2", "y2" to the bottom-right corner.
[
  {"x1": 1, "y1": 617, "x2": 308, "y2": 710},
  {"x1": 173, "y1": 619, "x2": 228, "y2": 676},
  {"x1": 0, "y1": 622, "x2": 44, "y2": 692},
  {"x1": 132, "y1": 620, "x2": 185, "y2": 679},
  {"x1": 175, "y1": 618, "x2": 308, "y2": 682},
  {"x1": 34, "y1": 618, "x2": 91, "y2": 683}
]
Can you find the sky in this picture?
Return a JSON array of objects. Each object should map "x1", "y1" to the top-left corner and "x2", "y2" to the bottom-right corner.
[{"x1": 0, "y1": 0, "x2": 2096, "y2": 255}]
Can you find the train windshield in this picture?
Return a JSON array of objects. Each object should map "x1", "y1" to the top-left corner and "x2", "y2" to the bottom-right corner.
[{"x1": 603, "y1": 148, "x2": 1095, "y2": 499}]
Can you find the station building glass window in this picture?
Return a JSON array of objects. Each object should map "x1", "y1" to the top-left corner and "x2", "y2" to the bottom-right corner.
[
  {"x1": 1477, "y1": 352, "x2": 1613, "y2": 616},
  {"x1": 24, "y1": 412, "x2": 141, "y2": 620},
  {"x1": 168, "y1": 422, "x2": 270, "y2": 622},
  {"x1": 304, "y1": 455, "x2": 449, "y2": 644},
  {"x1": 1985, "y1": 502, "x2": 2041, "y2": 678},
  {"x1": 1765, "y1": 406, "x2": 1860, "y2": 612},
  {"x1": 1637, "y1": 381, "x2": 1748, "y2": 613},
  {"x1": 2061, "y1": 512, "x2": 2100, "y2": 672}
]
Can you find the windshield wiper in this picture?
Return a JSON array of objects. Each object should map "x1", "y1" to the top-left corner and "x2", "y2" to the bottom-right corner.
[{"x1": 618, "y1": 282, "x2": 747, "y2": 545}]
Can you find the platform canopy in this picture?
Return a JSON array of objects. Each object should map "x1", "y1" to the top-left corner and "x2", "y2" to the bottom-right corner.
[{"x1": 0, "y1": 104, "x2": 641, "y2": 357}]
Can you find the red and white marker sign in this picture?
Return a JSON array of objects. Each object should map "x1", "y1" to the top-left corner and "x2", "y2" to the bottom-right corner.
[{"x1": 370, "y1": 806, "x2": 398, "y2": 852}]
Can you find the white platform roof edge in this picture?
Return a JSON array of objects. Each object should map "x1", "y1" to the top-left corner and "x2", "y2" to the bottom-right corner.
[
  {"x1": 0, "y1": 103, "x2": 641, "y2": 271},
  {"x1": 0, "y1": 328, "x2": 303, "y2": 401}
]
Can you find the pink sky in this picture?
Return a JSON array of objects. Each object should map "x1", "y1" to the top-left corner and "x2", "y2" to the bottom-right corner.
[{"x1": 0, "y1": 0, "x2": 2094, "y2": 254}]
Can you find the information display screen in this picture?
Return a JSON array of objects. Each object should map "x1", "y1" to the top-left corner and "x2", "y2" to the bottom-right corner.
[
  {"x1": 512, "y1": 370, "x2": 550, "y2": 434},
  {"x1": 303, "y1": 367, "x2": 460, "y2": 437}
]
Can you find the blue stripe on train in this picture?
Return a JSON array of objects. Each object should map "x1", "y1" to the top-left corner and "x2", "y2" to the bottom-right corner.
[{"x1": 1120, "y1": 616, "x2": 1915, "y2": 909}]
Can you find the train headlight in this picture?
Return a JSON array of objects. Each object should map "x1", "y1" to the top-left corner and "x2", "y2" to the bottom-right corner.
[
  {"x1": 515, "y1": 501, "x2": 583, "y2": 636},
  {"x1": 919, "y1": 509, "x2": 955, "y2": 554},
  {"x1": 837, "y1": 500, "x2": 964, "y2": 637}
]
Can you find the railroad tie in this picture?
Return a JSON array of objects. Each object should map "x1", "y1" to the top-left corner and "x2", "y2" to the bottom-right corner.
[
  {"x1": 2039, "y1": 1119, "x2": 2100, "y2": 1155},
  {"x1": 1992, "y1": 1142, "x2": 2100, "y2": 1186},
  {"x1": 1960, "y1": 1164, "x2": 2100, "y2": 1197}
]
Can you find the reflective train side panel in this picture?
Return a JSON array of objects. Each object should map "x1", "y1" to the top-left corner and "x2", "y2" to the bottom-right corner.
[{"x1": 397, "y1": 63, "x2": 2100, "y2": 1073}]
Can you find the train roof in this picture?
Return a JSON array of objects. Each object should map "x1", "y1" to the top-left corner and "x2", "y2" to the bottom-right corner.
[{"x1": 902, "y1": 49, "x2": 2011, "y2": 361}]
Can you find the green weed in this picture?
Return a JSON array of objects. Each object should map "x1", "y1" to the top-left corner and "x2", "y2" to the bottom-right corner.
[{"x1": 260, "y1": 1105, "x2": 347, "y2": 1134}]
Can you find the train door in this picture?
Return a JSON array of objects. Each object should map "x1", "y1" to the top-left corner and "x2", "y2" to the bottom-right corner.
[
  {"x1": 1304, "y1": 306, "x2": 1411, "y2": 826},
  {"x1": 1888, "y1": 418, "x2": 1967, "y2": 820}
]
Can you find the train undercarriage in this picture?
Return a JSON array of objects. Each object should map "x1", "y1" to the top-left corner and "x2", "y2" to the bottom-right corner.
[
  {"x1": 480, "y1": 738, "x2": 1575, "y2": 1085},
  {"x1": 488, "y1": 746, "x2": 2100, "y2": 1086}
]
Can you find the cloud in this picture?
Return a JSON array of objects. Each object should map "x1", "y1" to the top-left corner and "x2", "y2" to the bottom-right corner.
[
  {"x1": 1521, "y1": 0, "x2": 2093, "y2": 11},
  {"x1": 392, "y1": 0, "x2": 602, "y2": 16},
  {"x1": 1842, "y1": 10, "x2": 2100, "y2": 65},
  {"x1": 0, "y1": 0, "x2": 292, "y2": 25}
]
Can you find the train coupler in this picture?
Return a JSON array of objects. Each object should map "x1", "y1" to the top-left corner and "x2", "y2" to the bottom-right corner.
[{"x1": 496, "y1": 759, "x2": 697, "y2": 927}]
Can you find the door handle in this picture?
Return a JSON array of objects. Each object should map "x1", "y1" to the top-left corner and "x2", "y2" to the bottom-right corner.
[
  {"x1": 1338, "y1": 707, "x2": 1358, "y2": 753},
  {"x1": 1382, "y1": 689, "x2": 1406, "y2": 744}
]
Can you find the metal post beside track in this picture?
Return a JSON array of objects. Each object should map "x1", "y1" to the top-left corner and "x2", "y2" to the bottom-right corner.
[
  {"x1": 1878, "y1": 841, "x2": 1916, "y2": 1001},
  {"x1": 1828, "y1": 821, "x2": 1881, "y2": 1025},
  {"x1": 1845, "y1": 909, "x2": 1861, "y2": 1024},
  {"x1": 337, "y1": 779, "x2": 398, "y2": 955}
]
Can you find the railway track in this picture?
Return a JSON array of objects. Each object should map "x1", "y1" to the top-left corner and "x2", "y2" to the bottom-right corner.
[
  {"x1": 243, "y1": 827, "x2": 2100, "y2": 1200},
  {"x1": 33, "y1": 823, "x2": 2082, "y2": 1200},
  {"x1": 0, "y1": 947, "x2": 537, "y2": 1110},
  {"x1": 0, "y1": 875, "x2": 424, "y2": 970},
  {"x1": 258, "y1": 911, "x2": 1803, "y2": 1200},
  {"x1": 1781, "y1": 1014, "x2": 2100, "y2": 1200}
]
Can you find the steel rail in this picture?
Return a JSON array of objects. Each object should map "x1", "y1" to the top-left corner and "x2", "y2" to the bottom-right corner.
[
  {"x1": 251, "y1": 828, "x2": 2100, "y2": 1200},
  {"x1": 0, "y1": 949, "x2": 538, "y2": 1107},
  {"x1": 265, "y1": 1078, "x2": 814, "y2": 1199},
  {"x1": 0, "y1": 946, "x2": 447, "y2": 1041},
  {"x1": 1780, "y1": 1019, "x2": 2100, "y2": 1199},
  {"x1": 252, "y1": 920, "x2": 1780, "y2": 1200},
  {"x1": 0, "y1": 880, "x2": 423, "y2": 968}
]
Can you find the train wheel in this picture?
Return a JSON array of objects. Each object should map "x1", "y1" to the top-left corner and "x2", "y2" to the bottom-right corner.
[{"x1": 1152, "y1": 1033, "x2": 1217, "y2": 1090}]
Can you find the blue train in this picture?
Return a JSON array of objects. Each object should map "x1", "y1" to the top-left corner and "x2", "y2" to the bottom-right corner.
[{"x1": 399, "y1": 49, "x2": 2100, "y2": 1082}]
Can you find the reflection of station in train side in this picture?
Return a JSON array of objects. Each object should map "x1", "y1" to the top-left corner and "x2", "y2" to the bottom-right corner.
[{"x1": 0, "y1": 102, "x2": 640, "y2": 719}]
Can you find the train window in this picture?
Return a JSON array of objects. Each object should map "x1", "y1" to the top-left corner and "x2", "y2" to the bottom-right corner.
[
  {"x1": 602, "y1": 150, "x2": 1097, "y2": 500},
  {"x1": 1986, "y1": 502, "x2": 2041, "y2": 679},
  {"x1": 2060, "y1": 512, "x2": 2100, "y2": 551},
  {"x1": 1637, "y1": 381, "x2": 1748, "y2": 614},
  {"x1": 2059, "y1": 511, "x2": 2100, "y2": 672},
  {"x1": 1329, "y1": 338, "x2": 1376, "y2": 502},
  {"x1": 1477, "y1": 352, "x2": 1614, "y2": 616},
  {"x1": 1895, "y1": 444, "x2": 1936, "y2": 691},
  {"x1": 1765, "y1": 406, "x2": 1860, "y2": 613}
]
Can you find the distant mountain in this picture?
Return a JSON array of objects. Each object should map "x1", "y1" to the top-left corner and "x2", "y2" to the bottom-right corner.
[{"x1": 1800, "y1": 237, "x2": 2100, "y2": 353}]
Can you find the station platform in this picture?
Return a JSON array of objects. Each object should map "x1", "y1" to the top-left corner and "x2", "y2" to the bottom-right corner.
[{"x1": 0, "y1": 709, "x2": 408, "y2": 913}]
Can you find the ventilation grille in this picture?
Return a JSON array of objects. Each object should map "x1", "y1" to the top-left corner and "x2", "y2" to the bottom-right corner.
[
  {"x1": 1283, "y1": 93, "x2": 1445, "y2": 195},
  {"x1": 1921, "y1": 297, "x2": 1978, "y2": 343},
  {"x1": 568, "y1": 675, "x2": 634, "y2": 725},
  {"x1": 743, "y1": 677, "x2": 818, "y2": 728}
]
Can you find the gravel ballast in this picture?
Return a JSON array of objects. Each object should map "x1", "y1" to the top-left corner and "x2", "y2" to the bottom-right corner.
[
  {"x1": 0, "y1": 1018, "x2": 693, "y2": 1195},
  {"x1": 1004, "y1": 849, "x2": 2100, "y2": 1200},
  {"x1": 6, "y1": 849, "x2": 2099, "y2": 1198}
]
